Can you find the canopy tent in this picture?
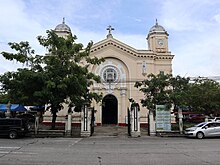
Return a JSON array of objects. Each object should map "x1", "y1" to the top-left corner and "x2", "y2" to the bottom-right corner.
[
  {"x1": 25, "y1": 105, "x2": 45, "y2": 111},
  {"x1": 0, "y1": 104, "x2": 27, "y2": 112}
]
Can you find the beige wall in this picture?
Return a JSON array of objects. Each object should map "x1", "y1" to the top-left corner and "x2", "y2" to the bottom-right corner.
[
  {"x1": 48, "y1": 23, "x2": 174, "y2": 126},
  {"x1": 89, "y1": 35, "x2": 174, "y2": 125}
]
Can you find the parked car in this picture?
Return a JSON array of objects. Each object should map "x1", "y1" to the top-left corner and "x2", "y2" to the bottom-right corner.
[
  {"x1": 0, "y1": 118, "x2": 31, "y2": 139},
  {"x1": 174, "y1": 111, "x2": 194, "y2": 123},
  {"x1": 16, "y1": 113, "x2": 35, "y2": 123},
  {"x1": 185, "y1": 114, "x2": 206, "y2": 123},
  {"x1": 212, "y1": 117, "x2": 220, "y2": 122},
  {"x1": 184, "y1": 121, "x2": 220, "y2": 139}
]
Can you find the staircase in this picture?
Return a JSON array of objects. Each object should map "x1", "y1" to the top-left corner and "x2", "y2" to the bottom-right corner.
[{"x1": 93, "y1": 125, "x2": 128, "y2": 137}]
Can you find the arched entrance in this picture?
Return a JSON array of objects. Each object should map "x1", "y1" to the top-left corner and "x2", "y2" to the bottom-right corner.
[{"x1": 102, "y1": 94, "x2": 118, "y2": 124}]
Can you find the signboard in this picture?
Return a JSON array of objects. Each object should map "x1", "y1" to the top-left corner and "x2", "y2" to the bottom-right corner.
[{"x1": 156, "y1": 105, "x2": 171, "y2": 132}]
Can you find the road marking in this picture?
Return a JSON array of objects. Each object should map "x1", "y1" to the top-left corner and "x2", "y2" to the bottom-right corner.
[
  {"x1": 0, "y1": 147, "x2": 20, "y2": 149},
  {"x1": 68, "y1": 138, "x2": 82, "y2": 147},
  {"x1": 0, "y1": 151, "x2": 37, "y2": 155},
  {"x1": 0, "y1": 147, "x2": 37, "y2": 155},
  {"x1": 11, "y1": 152, "x2": 37, "y2": 155},
  {"x1": 0, "y1": 152, "x2": 9, "y2": 154}
]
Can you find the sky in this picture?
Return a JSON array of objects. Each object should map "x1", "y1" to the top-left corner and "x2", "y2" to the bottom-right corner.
[{"x1": 1, "y1": 0, "x2": 220, "y2": 78}]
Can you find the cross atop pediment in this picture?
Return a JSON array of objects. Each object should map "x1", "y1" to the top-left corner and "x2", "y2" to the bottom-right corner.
[{"x1": 106, "y1": 25, "x2": 114, "y2": 38}]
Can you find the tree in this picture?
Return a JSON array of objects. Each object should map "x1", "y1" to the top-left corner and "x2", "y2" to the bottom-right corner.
[
  {"x1": 0, "y1": 30, "x2": 104, "y2": 129},
  {"x1": 135, "y1": 73, "x2": 172, "y2": 113},
  {"x1": 135, "y1": 73, "x2": 220, "y2": 117},
  {"x1": 0, "y1": 41, "x2": 46, "y2": 105},
  {"x1": 188, "y1": 78, "x2": 220, "y2": 115},
  {"x1": 169, "y1": 75, "x2": 190, "y2": 112}
]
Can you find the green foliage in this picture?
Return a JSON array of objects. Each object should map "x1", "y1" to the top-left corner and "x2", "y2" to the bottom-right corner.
[
  {"x1": 135, "y1": 74, "x2": 220, "y2": 116},
  {"x1": 0, "y1": 30, "x2": 104, "y2": 128},
  {"x1": 169, "y1": 75, "x2": 190, "y2": 111},
  {"x1": 188, "y1": 78, "x2": 220, "y2": 115},
  {"x1": 0, "y1": 69, "x2": 46, "y2": 105},
  {"x1": 135, "y1": 73, "x2": 172, "y2": 112}
]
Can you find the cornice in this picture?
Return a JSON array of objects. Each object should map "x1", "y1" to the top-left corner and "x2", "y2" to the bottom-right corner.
[
  {"x1": 91, "y1": 38, "x2": 155, "y2": 59},
  {"x1": 90, "y1": 37, "x2": 174, "y2": 60},
  {"x1": 155, "y1": 54, "x2": 174, "y2": 60}
]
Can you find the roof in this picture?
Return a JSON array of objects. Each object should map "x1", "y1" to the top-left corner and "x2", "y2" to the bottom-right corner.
[
  {"x1": 147, "y1": 20, "x2": 169, "y2": 38},
  {"x1": 54, "y1": 18, "x2": 71, "y2": 33},
  {"x1": 149, "y1": 22, "x2": 166, "y2": 33},
  {"x1": 90, "y1": 36, "x2": 174, "y2": 60}
]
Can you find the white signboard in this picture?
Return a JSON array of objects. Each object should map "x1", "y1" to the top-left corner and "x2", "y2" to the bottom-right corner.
[{"x1": 156, "y1": 105, "x2": 171, "y2": 132}]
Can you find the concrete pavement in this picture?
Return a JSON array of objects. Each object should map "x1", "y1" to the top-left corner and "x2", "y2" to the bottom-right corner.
[{"x1": 0, "y1": 136, "x2": 219, "y2": 165}]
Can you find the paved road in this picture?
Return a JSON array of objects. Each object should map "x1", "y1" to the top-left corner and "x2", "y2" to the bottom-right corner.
[{"x1": 0, "y1": 136, "x2": 219, "y2": 165}]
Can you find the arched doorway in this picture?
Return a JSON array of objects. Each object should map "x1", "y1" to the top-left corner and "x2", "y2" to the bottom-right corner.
[{"x1": 102, "y1": 94, "x2": 118, "y2": 124}]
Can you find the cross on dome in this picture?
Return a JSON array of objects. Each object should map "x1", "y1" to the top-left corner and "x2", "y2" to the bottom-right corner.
[
  {"x1": 62, "y1": 17, "x2": 65, "y2": 24},
  {"x1": 155, "y1": 18, "x2": 158, "y2": 26}
]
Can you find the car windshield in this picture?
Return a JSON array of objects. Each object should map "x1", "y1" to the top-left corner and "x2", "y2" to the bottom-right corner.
[{"x1": 195, "y1": 122, "x2": 206, "y2": 127}]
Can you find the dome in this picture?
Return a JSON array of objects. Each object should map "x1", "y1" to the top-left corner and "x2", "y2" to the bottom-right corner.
[
  {"x1": 148, "y1": 20, "x2": 168, "y2": 35},
  {"x1": 149, "y1": 24, "x2": 166, "y2": 33},
  {"x1": 54, "y1": 18, "x2": 71, "y2": 33}
]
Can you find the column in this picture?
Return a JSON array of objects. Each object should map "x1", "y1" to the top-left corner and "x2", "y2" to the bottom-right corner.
[
  {"x1": 149, "y1": 110, "x2": 156, "y2": 136},
  {"x1": 120, "y1": 89, "x2": 126, "y2": 125},
  {"x1": 65, "y1": 112, "x2": 72, "y2": 137},
  {"x1": 81, "y1": 105, "x2": 91, "y2": 137},
  {"x1": 130, "y1": 104, "x2": 141, "y2": 137},
  {"x1": 178, "y1": 108, "x2": 183, "y2": 134},
  {"x1": 5, "y1": 101, "x2": 11, "y2": 118}
]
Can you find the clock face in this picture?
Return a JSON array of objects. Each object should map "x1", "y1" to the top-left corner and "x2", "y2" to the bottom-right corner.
[{"x1": 157, "y1": 39, "x2": 164, "y2": 46}]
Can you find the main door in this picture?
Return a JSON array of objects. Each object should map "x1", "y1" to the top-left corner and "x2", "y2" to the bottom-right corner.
[{"x1": 102, "y1": 94, "x2": 118, "y2": 124}]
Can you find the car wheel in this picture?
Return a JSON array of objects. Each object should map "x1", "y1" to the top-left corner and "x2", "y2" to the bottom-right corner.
[
  {"x1": 9, "y1": 131, "x2": 18, "y2": 139},
  {"x1": 196, "y1": 132, "x2": 204, "y2": 139}
]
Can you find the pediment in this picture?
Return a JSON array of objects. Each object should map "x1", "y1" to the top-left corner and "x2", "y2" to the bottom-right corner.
[{"x1": 90, "y1": 37, "x2": 155, "y2": 59}]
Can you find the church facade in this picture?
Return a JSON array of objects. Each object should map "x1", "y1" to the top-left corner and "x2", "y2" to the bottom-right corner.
[{"x1": 46, "y1": 20, "x2": 174, "y2": 126}]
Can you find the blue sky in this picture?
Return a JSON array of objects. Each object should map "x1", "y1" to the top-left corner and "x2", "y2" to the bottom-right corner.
[{"x1": 1, "y1": 0, "x2": 220, "y2": 78}]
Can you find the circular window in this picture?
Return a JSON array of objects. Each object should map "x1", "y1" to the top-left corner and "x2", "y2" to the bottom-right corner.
[{"x1": 102, "y1": 66, "x2": 119, "y2": 83}]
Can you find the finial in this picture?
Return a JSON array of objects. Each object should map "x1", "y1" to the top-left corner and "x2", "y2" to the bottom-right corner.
[
  {"x1": 62, "y1": 17, "x2": 65, "y2": 24},
  {"x1": 156, "y1": 19, "x2": 158, "y2": 26},
  {"x1": 106, "y1": 25, "x2": 114, "y2": 38}
]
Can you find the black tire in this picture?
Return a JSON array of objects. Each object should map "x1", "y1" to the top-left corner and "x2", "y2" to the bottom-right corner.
[
  {"x1": 196, "y1": 132, "x2": 204, "y2": 139},
  {"x1": 9, "y1": 131, "x2": 18, "y2": 139}
]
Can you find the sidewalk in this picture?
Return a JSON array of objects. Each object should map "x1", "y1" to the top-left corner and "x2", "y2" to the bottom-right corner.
[
  {"x1": 93, "y1": 126, "x2": 186, "y2": 138},
  {"x1": 156, "y1": 131, "x2": 185, "y2": 137}
]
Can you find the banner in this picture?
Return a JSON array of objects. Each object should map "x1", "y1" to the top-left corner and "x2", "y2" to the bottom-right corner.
[{"x1": 156, "y1": 105, "x2": 171, "y2": 131}]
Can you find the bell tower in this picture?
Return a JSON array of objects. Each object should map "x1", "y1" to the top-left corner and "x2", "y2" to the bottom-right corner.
[{"x1": 147, "y1": 20, "x2": 169, "y2": 53}]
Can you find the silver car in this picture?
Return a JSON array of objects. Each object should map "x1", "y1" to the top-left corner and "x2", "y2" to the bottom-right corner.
[{"x1": 184, "y1": 122, "x2": 220, "y2": 139}]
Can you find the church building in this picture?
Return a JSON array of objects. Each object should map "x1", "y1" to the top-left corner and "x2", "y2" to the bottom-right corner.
[{"x1": 47, "y1": 19, "x2": 174, "y2": 126}]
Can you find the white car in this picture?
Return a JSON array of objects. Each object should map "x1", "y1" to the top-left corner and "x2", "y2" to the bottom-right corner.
[
  {"x1": 184, "y1": 122, "x2": 220, "y2": 139},
  {"x1": 213, "y1": 117, "x2": 220, "y2": 122}
]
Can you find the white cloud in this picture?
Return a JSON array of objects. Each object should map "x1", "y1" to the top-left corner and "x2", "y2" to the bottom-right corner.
[
  {"x1": 160, "y1": 0, "x2": 220, "y2": 32},
  {"x1": 213, "y1": 12, "x2": 220, "y2": 23},
  {"x1": 1, "y1": 0, "x2": 220, "y2": 79},
  {"x1": 158, "y1": 0, "x2": 220, "y2": 77}
]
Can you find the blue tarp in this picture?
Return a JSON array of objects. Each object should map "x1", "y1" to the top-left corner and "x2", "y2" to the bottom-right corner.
[
  {"x1": 0, "y1": 104, "x2": 27, "y2": 112},
  {"x1": 29, "y1": 106, "x2": 45, "y2": 111}
]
